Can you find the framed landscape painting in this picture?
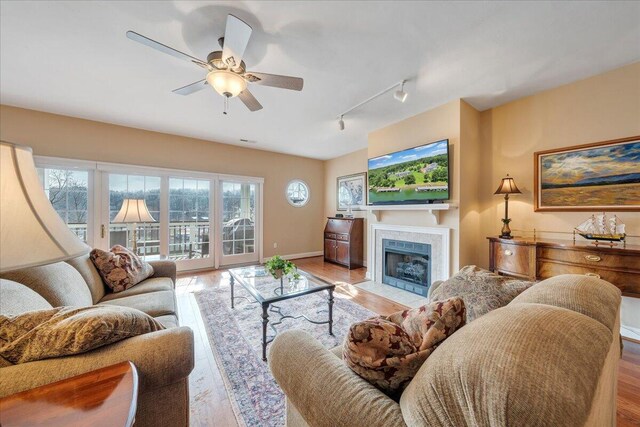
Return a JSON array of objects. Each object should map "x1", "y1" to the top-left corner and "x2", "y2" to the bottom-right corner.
[
  {"x1": 534, "y1": 136, "x2": 640, "y2": 211},
  {"x1": 337, "y1": 172, "x2": 366, "y2": 210}
]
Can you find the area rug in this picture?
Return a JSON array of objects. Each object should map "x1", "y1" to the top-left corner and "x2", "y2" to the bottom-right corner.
[{"x1": 194, "y1": 279, "x2": 376, "y2": 427}]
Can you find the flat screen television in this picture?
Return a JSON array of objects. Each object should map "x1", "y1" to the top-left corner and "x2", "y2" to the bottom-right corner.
[{"x1": 368, "y1": 139, "x2": 450, "y2": 205}]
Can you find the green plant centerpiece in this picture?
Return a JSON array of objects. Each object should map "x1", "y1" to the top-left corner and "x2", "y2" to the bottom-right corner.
[{"x1": 265, "y1": 255, "x2": 301, "y2": 284}]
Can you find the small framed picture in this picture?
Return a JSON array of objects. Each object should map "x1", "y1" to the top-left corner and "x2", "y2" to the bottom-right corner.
[
  {"x1": 534, "y1": 136, "x2": 640, "y2": 211},
  {"x1": 337, "y1": 172, "x2": 367, "y2": 211}
]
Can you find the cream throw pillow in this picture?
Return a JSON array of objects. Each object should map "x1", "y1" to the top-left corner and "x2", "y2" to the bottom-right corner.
[{"x1": 0, "y1": 305, "x2": 164, "y2": 364}]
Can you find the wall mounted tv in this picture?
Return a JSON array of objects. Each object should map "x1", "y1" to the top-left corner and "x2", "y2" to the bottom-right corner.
[{"x1": 368, "y1": 139, "x2": 450, "y2": 205}]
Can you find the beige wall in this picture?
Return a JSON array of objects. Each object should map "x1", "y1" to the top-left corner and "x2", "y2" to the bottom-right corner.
[
  {"x1": 323, "y1": 148, "x2": 369, "y2": 261},
  {"x1": 0, "y1": 105, "x2": 325, "y2": 259},
  {"x1": 477, "y1": 61, "x2": 640, "y2": 336}
]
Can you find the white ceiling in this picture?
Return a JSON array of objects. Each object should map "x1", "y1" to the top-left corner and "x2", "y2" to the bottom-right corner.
[{"x1": 1, "y1": 1, "x2": 639, "y2": 160}]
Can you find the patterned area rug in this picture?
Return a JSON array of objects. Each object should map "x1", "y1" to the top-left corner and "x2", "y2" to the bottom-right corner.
[{"x1": 194, "y1": 279, "x2": 376, "y2": 427}]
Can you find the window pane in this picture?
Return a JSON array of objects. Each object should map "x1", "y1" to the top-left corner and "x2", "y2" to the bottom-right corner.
[
  {"x1": 168, "y1": 178, "x2": 211, "y2": 260},
  {"x1": 221, "y1": 182, "x2": 256, "y2": 257},
  {"x1": 109, "y1": 173, "x2": 161, "y2": 259},
  {"x1": 37, "y1": 167, "x2": 89, "y2": 243}
]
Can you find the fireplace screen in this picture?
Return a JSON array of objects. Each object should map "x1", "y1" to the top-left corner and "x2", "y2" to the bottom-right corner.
[{"x1": 382, "y1": 239, "x2": 431, "y2": 296}]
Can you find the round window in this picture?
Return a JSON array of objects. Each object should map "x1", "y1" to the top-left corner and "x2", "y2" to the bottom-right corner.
[{"x1": 286, "y1": 180, "x2": 310, "y2": 207}]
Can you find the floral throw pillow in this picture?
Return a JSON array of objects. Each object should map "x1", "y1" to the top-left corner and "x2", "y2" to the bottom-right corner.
[
  {"x1": 429, "y1": 265, "x2": 534, "y2": 322},
  {"x1": 0, "y1": 305, "x2": 164, "y2": 364},
  {"x1": 343, "y1": 297, "x2": 465, "y2": 394},
  {"x1": 90, "y1": 245, "x2": 154, "y2": 293}
]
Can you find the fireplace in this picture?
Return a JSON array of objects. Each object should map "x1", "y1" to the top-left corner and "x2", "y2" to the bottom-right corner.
[{"x1": 382, "y1": 239, "x2": 431, "y2": 296}]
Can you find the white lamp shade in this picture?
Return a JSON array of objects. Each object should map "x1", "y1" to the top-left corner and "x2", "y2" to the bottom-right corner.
[
  {"x1": 113, "y1": 199, "x2": 156, "y2": 223},
  {"x1": 0, "y1": 142, "x2": 89, "y2": 273}
]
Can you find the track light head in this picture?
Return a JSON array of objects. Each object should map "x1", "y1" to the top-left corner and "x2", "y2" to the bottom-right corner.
[
  {"x1": 394, "y1": 81, "x2": 408, "y2": 103},
  {"x1": 338, "y1": 116, "x2": 345, "y2": 131}
]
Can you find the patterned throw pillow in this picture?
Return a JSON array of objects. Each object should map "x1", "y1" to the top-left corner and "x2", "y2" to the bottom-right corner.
[
  {"x1": 343, "y1": 297, "x2": 465, "y2": 394},
  {"x1": 429, "y1": 265, "x2": 534, "y2": 322},
  {"x1": 0, "y1": 305, "x2": 164, "y2": 364},
  {"x1": 90, "y1": 245, "x2": 154, "y2": 293}
]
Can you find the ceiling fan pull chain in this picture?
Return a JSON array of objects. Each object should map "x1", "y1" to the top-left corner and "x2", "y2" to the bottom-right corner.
[{"x1": 224, "y1": 96, "x2": 228, "y2": 115}]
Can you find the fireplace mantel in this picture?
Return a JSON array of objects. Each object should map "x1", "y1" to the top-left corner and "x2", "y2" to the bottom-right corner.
[{"x1": 359, "y1": 203, "x2": 458, "y2": 224}]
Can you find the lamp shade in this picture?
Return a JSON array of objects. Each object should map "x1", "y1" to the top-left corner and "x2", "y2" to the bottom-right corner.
[
  {"x1": 494, "y1": 174, "x2": 522, "y2": 195},
  {"x1": 206, "y1": 70, "x2": 247, "y2": 98},
  {"x1": 113, "y1": 199, "x2": 156, "y2": 223},
  {"x1": 0, "y1": 141, "x2": 89, "y2": 273}
]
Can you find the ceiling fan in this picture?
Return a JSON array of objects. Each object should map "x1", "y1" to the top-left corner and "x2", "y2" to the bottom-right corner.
[{"x1": 126, "y1": 14, "x2": 304, "y2": 113}]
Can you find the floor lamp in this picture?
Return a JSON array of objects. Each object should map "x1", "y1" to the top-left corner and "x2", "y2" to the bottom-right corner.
[
  {"x1": 0, "y1": 141, "x2": 88, "y2": 273},
  {"x1": 112, "y1": 199, "x2": 156, "y2": 255}
]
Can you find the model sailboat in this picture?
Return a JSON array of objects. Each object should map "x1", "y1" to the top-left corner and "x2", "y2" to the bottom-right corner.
[{"x1": 575, "y1": 213, "x2": 626, "y2": 243}]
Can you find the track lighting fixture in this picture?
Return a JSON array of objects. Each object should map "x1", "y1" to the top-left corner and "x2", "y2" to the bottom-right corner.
[
  {"x1": 394, "y1": 81, "x2": 408, "y2": 103},
  {"x1": 336, "y1": 79, "x2": 408, "y2": 131}
]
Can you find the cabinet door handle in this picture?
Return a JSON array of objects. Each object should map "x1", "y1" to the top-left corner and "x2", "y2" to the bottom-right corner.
[
  {"x1": 584, "y1": 255, "x2": 601, "y2": 262},
  {"x1": 585, "y1": 273, "x2": 601, "y2": 279},
  {"x1": 504, "y1": 249, "x2": 513, "y2": 256}
]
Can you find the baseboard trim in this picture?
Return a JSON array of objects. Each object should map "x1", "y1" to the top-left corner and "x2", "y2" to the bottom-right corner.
[{"x1": 261, "y1": 251, "x2": 324, "y2": 263}]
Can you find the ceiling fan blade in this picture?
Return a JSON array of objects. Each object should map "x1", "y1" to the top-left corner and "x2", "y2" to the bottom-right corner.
[
  {"x1": 221, "y1": 15, "x2": 252, "y2": 69},
  {"x1": 238, "y1": 89, "x2": 263, "y2": 112},
  {"x1": 172, "y1": 79, "x2": 208, "y2": 96},
  {"x1": 126, "y1": 31, "x2": 207, "y2": 68},
  {"x1": 244, "y1": 72, "x2": 304, "y2": 91}
]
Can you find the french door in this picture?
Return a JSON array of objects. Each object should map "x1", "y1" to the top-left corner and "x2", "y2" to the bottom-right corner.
[
  {"x1": 219, "y1": 181, "x2": 260, "y2": 266},
  {"x1": 34, "y1": 155, "x2": 263, "y2": 272}
]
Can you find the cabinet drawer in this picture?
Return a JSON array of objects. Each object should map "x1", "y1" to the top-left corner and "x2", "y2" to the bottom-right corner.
[
  {"x1": 324, "y1": 233, "x2": 336, "y2": 240},
  {"x1": 336, "y1": 234, "x2": 349, "y2": 241},
  {"x1": 538, "y1": 247, "x2": 640, "y2": 270},
  {"x1": 537, "y1": 261, "x2": 631, "y2": 293},
  {"x1": 493, "y1": 242, "x2": 533, "y2": 278}
]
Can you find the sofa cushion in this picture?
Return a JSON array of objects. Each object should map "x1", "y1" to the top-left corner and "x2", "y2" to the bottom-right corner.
[
  {"x1": 0, "y1": 305, "x2": 164, "y2": 364},
  {"x1": 1, "y1": 262, "x2": 92, "y2": 307},
  {"x1": 429, "y1": 265, "x2": 534, "y2": 322},
  {"x1": 98, "y1": 290, "x2": 176, "y2": 317},
  {"x1": 511, "y1": 274, "x2": 621, "y2": 333},
  {"x1": 0, "y1": 279, "x2": 52, "y2": 316},
  {"x1": 154, "y1": 314, "x2": 179, "y2": 329},
  {"x1": 99, "y1": 277, "x2": 174, "y2": 302},
  {"x1": 66, "y1": 254, "x2": 106, "y2": 303},
  {"x1": 399, "y1": 303, "x2": 612, "y2": 427},
  {"x1": 343, "y1": 298, "x2": 465, "y2": 394},
  {"x1": 90, "y1": 246, "x2": 154, "y2": 293}
]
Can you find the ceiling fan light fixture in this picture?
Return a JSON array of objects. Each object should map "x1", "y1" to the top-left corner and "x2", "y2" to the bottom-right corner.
[{"x1": 206, "y1": 70, "x2": 247, "y2": 98}]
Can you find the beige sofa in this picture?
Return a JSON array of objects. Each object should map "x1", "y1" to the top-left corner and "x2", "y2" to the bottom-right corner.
[
  {"x1": 269, "y1": 274, "x2": 621, "y2": 427},
  {"x1": 0, "y1": 254, "x2": 194, "y2": 427}
]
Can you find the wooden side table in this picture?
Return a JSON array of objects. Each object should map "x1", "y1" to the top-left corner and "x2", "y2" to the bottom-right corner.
[{"x1": 0, "y1": 361, "x2": 138, "y2": 427}]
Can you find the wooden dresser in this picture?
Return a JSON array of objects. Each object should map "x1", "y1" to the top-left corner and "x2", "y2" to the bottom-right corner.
[
  {"x1": 488, "y1": 236, "x2": 640, "y2": 298},
  {"x1": 324, "y1": 217, "x2": 364, "y2": 269}
]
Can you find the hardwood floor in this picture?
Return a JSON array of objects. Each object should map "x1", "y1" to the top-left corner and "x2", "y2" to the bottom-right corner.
[{"x1": 176, "y1": 257, "x2": 640, "y2": 426}]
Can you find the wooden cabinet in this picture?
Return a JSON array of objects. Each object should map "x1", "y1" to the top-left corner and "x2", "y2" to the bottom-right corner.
[
  {"x1": 488, "y1": 236, "x2": 640, "y2": 298},
  {"x1": 324, "y1": 218, "x2": 363, "y2": 269}
]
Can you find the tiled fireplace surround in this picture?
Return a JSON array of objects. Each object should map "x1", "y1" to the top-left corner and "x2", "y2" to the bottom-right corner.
[{"x1": 362, "y1": 224, "x2": 451, "y2": 307}]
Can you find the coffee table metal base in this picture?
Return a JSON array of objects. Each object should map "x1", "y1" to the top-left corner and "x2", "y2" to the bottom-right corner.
[{"x1": 230, "y1": 275, "x2": 334, "y2": 361}]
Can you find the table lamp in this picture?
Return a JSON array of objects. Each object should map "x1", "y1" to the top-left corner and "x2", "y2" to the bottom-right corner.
[
  {"x1": 112, "y1": 199, "x2": 156, "y2": 255},
  {"x1": 0, "y1": 141, "x2": 89, "y2": 273},
  {"x1": 494, "y1": 174, "x2": 522, "y2": 239}
]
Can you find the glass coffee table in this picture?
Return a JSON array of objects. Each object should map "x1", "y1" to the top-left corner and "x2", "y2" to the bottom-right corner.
[{"x1": 228, "y1": 265, "x2": 336, "y2": 361}]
